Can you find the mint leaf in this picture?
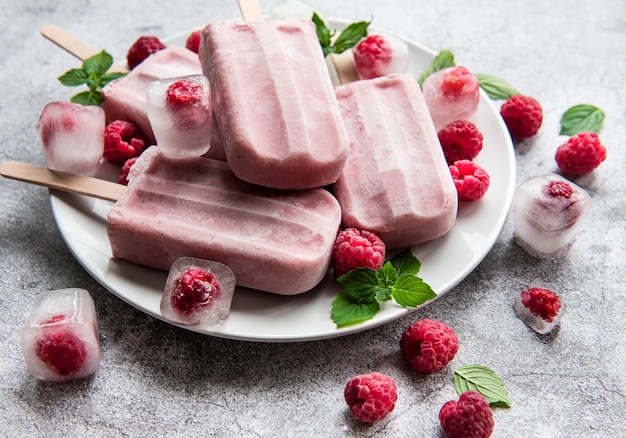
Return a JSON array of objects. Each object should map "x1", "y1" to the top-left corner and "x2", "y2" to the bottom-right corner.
[
  {"x1": 83, "y1": 50, "x2": 113, "y2": 75},
  {"x1": 332, "y1": 291, "x2": 380, "y2": 327},
  {"x1": 70, "y1": 90, "x2": 103, "y2": 106},
  {"x1": 418, "y1": 48, "x2": 455, "y2": 87},
  {"x1": 100, "y1": 72, "x2": 126, "y2": 85},
  {"x1": 559, "y1": 104, "x2": 606, "y2": 135},
  {"x1": 58, "y1": 68, "x2": 89, "y2": 87},
  {"x1": 389, "y1": 248, "x2": 421, "y2": 276},
  {"x1": 312, "y1": 13, "x2": 334, "y2": 56},
  {"x1": 392, "y1": 275, "x2": 436, "y2": 307},
  {"x1": 332, "y1": 20, "x2": 370, "y2": 55},
  {"x1": 337, "y1": 268, "x2": 381, "y2": 299},
  {"x1": 453, "y1": 365, "x2": 512, "y2": 407},
  {"x1": 378, "y1": 261, "x2": 397, "y2": 288},
  {"x1": 476, "y1": 73, "x2": 521, "y2": 100}
]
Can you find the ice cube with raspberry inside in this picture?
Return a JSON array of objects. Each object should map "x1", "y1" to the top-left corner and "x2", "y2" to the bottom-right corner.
[
  {"x1": 20, "y1": 288, "x2": 101, "y2": 381},
  {"x1": 513, "y1": 174, "x2": 590, "y2": 258},
  {"x1": 36, "y1": 101, "x2": 105, "y2": 176},
  {"x1": 514, "y1": 286, "x2": 564, "y2": 334},
  {"x1": 421, "y1": 66, "x2": 480, "y2": 130},
  {"x1": 160, "y1": 257, "x2": 236, "y2": 326},
  {"x1": 146, "y1": 74, "x2": 213, "y2": 158},
  {"x1": 352, "y1": 34, "x2": 410, "y2": 80}
]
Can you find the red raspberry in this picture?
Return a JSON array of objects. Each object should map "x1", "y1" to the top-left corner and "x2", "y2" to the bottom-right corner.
[
  {"x1": 118, "y1": 157, "x2": 138, "y2": 185},
  {"x1": 185, "y1": 30, "x2": 202, "y2": 54},
  {"x1": 555, "y1": 132, "x2": 606, "y2": 176},
  {"x1": 332, "y1": 228, "x2": 386, "y2": 278},
  {"x1": 449, "y1": 160, "x2": 490, "y2": 201},
  {"x1": 36, "y1": 316, "x2": 87, "y2": 376},
  {"x1": 126, "y1": 36, "x2": 166, "y2": 69},
  {"x1": 439, "y1": 391, "x2": 495, "y2": 438},
  {"x1": 544, "y1": 180, "x2": 573, "y2": 199},
  {"x1": 520, "y1": 287, "x2": 562, "y2": 323},
  {"x1": 438, "y1": 120, "x2": 484, "y2": 164},
  {"x1": 353, "y1": 35, "x2": 392, "y2": 80},
  {"x1": 166, "y1": 80, "x2": 204, "y2": 108},
  {"x1": 103, "y1": 120, "x2": 147, "y2": 166},
  {"x1": 400, "y1": 318, "x2": 459, "y2": 373},
  {"x1": 171, "y1": 268, "x2": 221, "y2": 314},
  {"x1": 440, "y1": 66, "x2": 477, "y2": 96},
  {"x1": 500, "y1": 95, "x2": 543, "y2": 139},
  {"x1": 344, "y1": 372, "x2": 398, "y2": 422}
]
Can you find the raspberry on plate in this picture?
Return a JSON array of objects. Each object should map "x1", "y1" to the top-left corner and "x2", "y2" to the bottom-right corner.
[
  {"x1": 500, "y1": 95, "x2": 543, "y2": 139},
  {"x1": 449, "y1": 160, "x2": 490, "y2": 201},
  {"x1": 439, "y1": 391, "x2": 495, "y2": 438},
  {"x1": 555, "y1": 132, "x2": 606, "y2": 176},
  {"x1": 344, "y1": 372, "x2": 398, "y2": 422},
  {"x1": 331, "y1": 228, "x2": 386, "y2": 278},
  {"x1": 400, "y1": 318, "x2": 459, "y2": 373},
  {"x1": 438, "y1": 120, "x2": 484, "y2": 164},
  {"x1": 514, "y1": 286, "x2": 564, "y2": 334},
  {"x1": 126, "y1": 36, "x2": 166, "y2": 69},
  {"x1": 352, "y1": 34, "x2": 409, "y2": 80},
  {"x1": 185, "y1": 30, "x2": 202, "y2": 54},
  {"x1": 118, "y1": 157, "x2": 138, "y2": 185},
  {"x1": 103, "y1": 120, "x2": 147, "y2": 166}
]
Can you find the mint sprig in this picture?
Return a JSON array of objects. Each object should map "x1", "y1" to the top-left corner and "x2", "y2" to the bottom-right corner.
[
  {"x1": 453, "y1": 365, "x2": 512, "y2": 407},
  {"x1": 417, "y1": 48, "x2": 455, "y2": 87},
  {"x1": 57, "y1": 50, "x2": 125, "y2": 106},
  {"x1": 559, "y1": 104, "x2": 606, "y2": 135},
  {"x1": 331, "y1": 248, "x2": 436, "y2": 327},
  {"x1": 476, "y1": 73, "x2": 521, "y2": 100},
  {"x1": 312, "y1": 13, "x2": 370, "y2": 57}
]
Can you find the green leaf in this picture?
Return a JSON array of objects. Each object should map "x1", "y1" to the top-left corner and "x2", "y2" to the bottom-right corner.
[
  {"x1": 453, "y1": 365, "x2": 512, "y2": 407},
  {"x1": 559, "y1": 104, "x2": 606, "y2": 135},
  {"x1": 83, "y1": 50, "x2": 114, "y2": 75},
  {"x1": 389, "y1": 248, "x2": 421, "y2": 276},
  {"x1": 337, "y1": 268, "x2": 381, "y2": 299},
  {"x1": 332, "y1": 291, "x2": 380, "y2": 327},
  {"x1": 391, "y1": 275, "x2": 436, "y2": 307},
  {"x1": 100, "y1": 72, "x2": 126, "y2": 86},
  {"x1": 476, "y1": 73, "x2": 521, "y2": 100},
  {"x1": 312, "y1": 13, "x2": 334, "y2": 56},
  {"x1": 418, "y1": 48, "x2": 455, "y2": 87},
  {"x1": 378, "y1": 261, "x2": 397, "y2": 288},
  {"x1": 58, "y1": 68, "x2": 89, "y2": 87},
  {"x1": 332, "y1": 20, "x2": 370, "y2": 55}
]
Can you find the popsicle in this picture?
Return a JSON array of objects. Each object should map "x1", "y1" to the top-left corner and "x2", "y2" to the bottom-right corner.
[
  {"x1": 199, "y1": 18, "x2": 350, "y2": 189},
  {"x1": 107, "y1": 147, "x2": 342, "y2": 295},
  {"x1": 333, "y1": 74, "x2": 458, "y2": 249}
]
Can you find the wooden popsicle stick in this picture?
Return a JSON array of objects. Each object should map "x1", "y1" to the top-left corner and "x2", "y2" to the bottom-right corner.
[
  {"x1": 40, "y1": 24, "x2": 128, "y2": 73},
  {"x1": 331, "y1": 51, "x2": 359, "y2": 85},
  {"x1": 237, "y1": 0, "x2": 264, "y2": 21},
  {"x1": 0, "y1": 161, "x2": 125, "y2": 202}
]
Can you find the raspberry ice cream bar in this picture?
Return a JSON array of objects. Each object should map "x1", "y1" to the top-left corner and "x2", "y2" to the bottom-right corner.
[
  {"x1": 333, "y1": 74, "x2": 458, "y2": 248},
  {"x1": 107, "y1": 147, "x2": 342, "y2": 295},
  {"x1": 199, "y1": 19, "x2": 350, "y2": 190}
]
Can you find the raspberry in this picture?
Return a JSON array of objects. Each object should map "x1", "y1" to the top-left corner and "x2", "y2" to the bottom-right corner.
[
  {"x1": 331, "y1": 228, "x2": 386, "y2": 278},
  {"x1": 438, "y1": 120, "x2": 484, "y2": 164},
  {"x1": 185, "y1": 30, "x2": 202, "y2": 54},
  {"x1": 36, "y1": 317, "x2": 87, "y2": 376},
  {"x1": 344, "y1": 372, "x2": 398, "y2": 422},
  {"x1": 519, "y1": 287, "x2": 562, "y2": 323},
  {"x1": 166, "y1": 80, "x2": 204, "y2": 108},
  {"x1": 126, "y1": 36, "x2": 166, "y2": 69},
  {"x1": 500, "y1": 95, "x2": 543, "y2": 139},
  {"x1": 118, "y1": 157, "x2": 138, "y2": 185},
  {"x1": 400, "y1": 319, "x2": 459, "y2": 373},
  {"x1": 103, "y1": 120, "x2": 147, "y2": 166},
  {"x1": 171, "y1": 268, "x2": 222, "y2": 314},
  {"x1": 449, "y1": 160, "x2": 490, "y2": 201},
  {"x1": 555, "y1": 132, "x2": 606, "y2": 176},
  {"x1": 353, "y1": 35, "x2": 392, "y2": 80},
  {"x1": 439, "y1": 391, "x2": 494, "y2": 438},
  {"x1": 440, "y1": 66, "x2": 477, "y2": 96}
]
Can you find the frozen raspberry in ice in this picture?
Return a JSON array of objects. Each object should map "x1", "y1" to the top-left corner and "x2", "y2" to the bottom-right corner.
[
  {"x1": 20, "y1": 288, "x2": 100, "y2": 381},
  {"x1": 514, "y1": 286, "x2": 564, "y2": 334},
  {"x1": 36, "y1": 102, "x2": 105, "y2": 176},
  {"x1": 513, "y1": 174, "x2": 591, "y2": 258},
  {"x1": 422, "y1": 66, "x2": 480, "y2": 130},
  {"x1": 160, "y1": 257, "x2": 236, "y2": 326},
  {"x1": 353, "y1": 34, "x2": 410, "y2": 80},
  {"x1": 146, "y1": 75, "x2": 213, "y2": 158}
]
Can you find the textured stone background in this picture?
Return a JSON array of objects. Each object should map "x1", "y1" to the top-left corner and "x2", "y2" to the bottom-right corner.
[{"x1": 1, "y1": 1, "x2": 624, "y2": 436}]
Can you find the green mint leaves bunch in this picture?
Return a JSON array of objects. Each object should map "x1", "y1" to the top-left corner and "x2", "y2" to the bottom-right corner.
[
  {"x1": 57, "y1": 50, "x2": 125, "y2": 106},
  {"x1": 312, "y1": 12, "x2": 370, "y2": 57},
  {"x1": 332, "y1": 248, "x2": 436, "y2": 327}
]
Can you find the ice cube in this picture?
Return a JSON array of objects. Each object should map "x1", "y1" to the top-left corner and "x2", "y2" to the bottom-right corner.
[
  {"x1": 513, "y1": 174, "x2": 591, "y2": 258},
  {"x1": 421, "y1": 66, "x2": 479, "y2": 130},
  {"x1": 353, "y1": 33, "x2": 410, "y2": 80},
  {"x1": 160, "y1": 257, "x2": 236, "y2": 326},
  {"x1": 514, "y1": 286, "x2": 564, "y2": 334},
  {"x1": 36, "y1": 102, "x2": 105, "y2": 176},
  {"x1": 20, "y1": 288, "x2": 100, "y2": 381},
  {"x1": 146, "y1": 75, "x2": 213, "y2": 158}
]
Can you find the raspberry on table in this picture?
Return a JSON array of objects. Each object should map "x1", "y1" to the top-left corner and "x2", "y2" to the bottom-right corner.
[
  {"x1": 185, "y1": 30, "x2": 202, "y2": 54},
  {"x1": 500, "y1": 95, "x2": 543, "y2": 139},
  {"x1": 439, "y1": 391, "x2": 495, "y2": 438},
  {"x1": 438, "y1": 120, "x2": 484, "y2": 164},
  {"x1": 344, "y1": 372, "x2": 398, "y2": 422},
  {"x1": 126, "y1": 36, "x2": 166, "y2": 69},
  {"x1": 400, "y1": 318, "x2": 459, "y2": 373},
  {"x1": 555, "y1": 132, "x2": 606, "y2": 176},
  {"x1": 331, "y1": 228, "x2": 386, "y2": 278},
  {"x1": 519, "y1": 287, "x2": 562, "y2": 323},
  {"x1": 171, "y1": 268, "x2": 222, "y2": 314},
  {"x1": 449, "y1": 160, "x2": 490, "y2": 201},
  {"x1": 103, "y1": 120, "x2": 147, "y2": 166}
]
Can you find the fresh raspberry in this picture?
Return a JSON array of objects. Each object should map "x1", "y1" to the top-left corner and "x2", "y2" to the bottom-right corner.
[
  {"x1": 438, "y1": 120, "x2": 484, "y2": 164},
  {"x1": 118, "y1": 157, "x2": 138, "y2": 185},
  {"x1": 500, "y1": 95, "x2": 543, "y2": 139},
  {"x1": 439, "y1": 391, "x2": 494, "y2": 438},
  {"x1": 555, "y1": 132, "x2": 606, "y2": 176},
  {"x1": 171, "y1": 268, "x2": 221, "y2": 314},
  {"x1": 344, "y1": 372, "x2": 398, "y2": 422},
  {"x1": 185, "y1": 30, "x2": 202, "y2": 54},
  {"x1": 36, "y1": 316, "x2": 87, "y2": 376},
  {"x1": 400, "y1": 318, "x2": 459, "y2": 373},
  {"x1": 440, "y1": 66, "x2": 477, "y2": 97},
  {"x1": 449, "y1": 160, "x2": 490, "y2": 201},
  {"x1": 519, "y1": 287, "x2": 562, "y2": 323},
  {"x1": 332, "y1": 228, "x2": 386, "y2": 278},
  {"x1": 103, "y1": 120, "x2": 147, "y2": 166},
  {"x1": 126, "y1": 36, "x2": 166, "y2": 69}
]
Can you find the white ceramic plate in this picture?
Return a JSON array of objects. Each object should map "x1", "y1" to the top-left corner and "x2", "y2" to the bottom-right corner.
[{"x1": 49, "y1": 20, "x2": 515, "y2": 342}]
